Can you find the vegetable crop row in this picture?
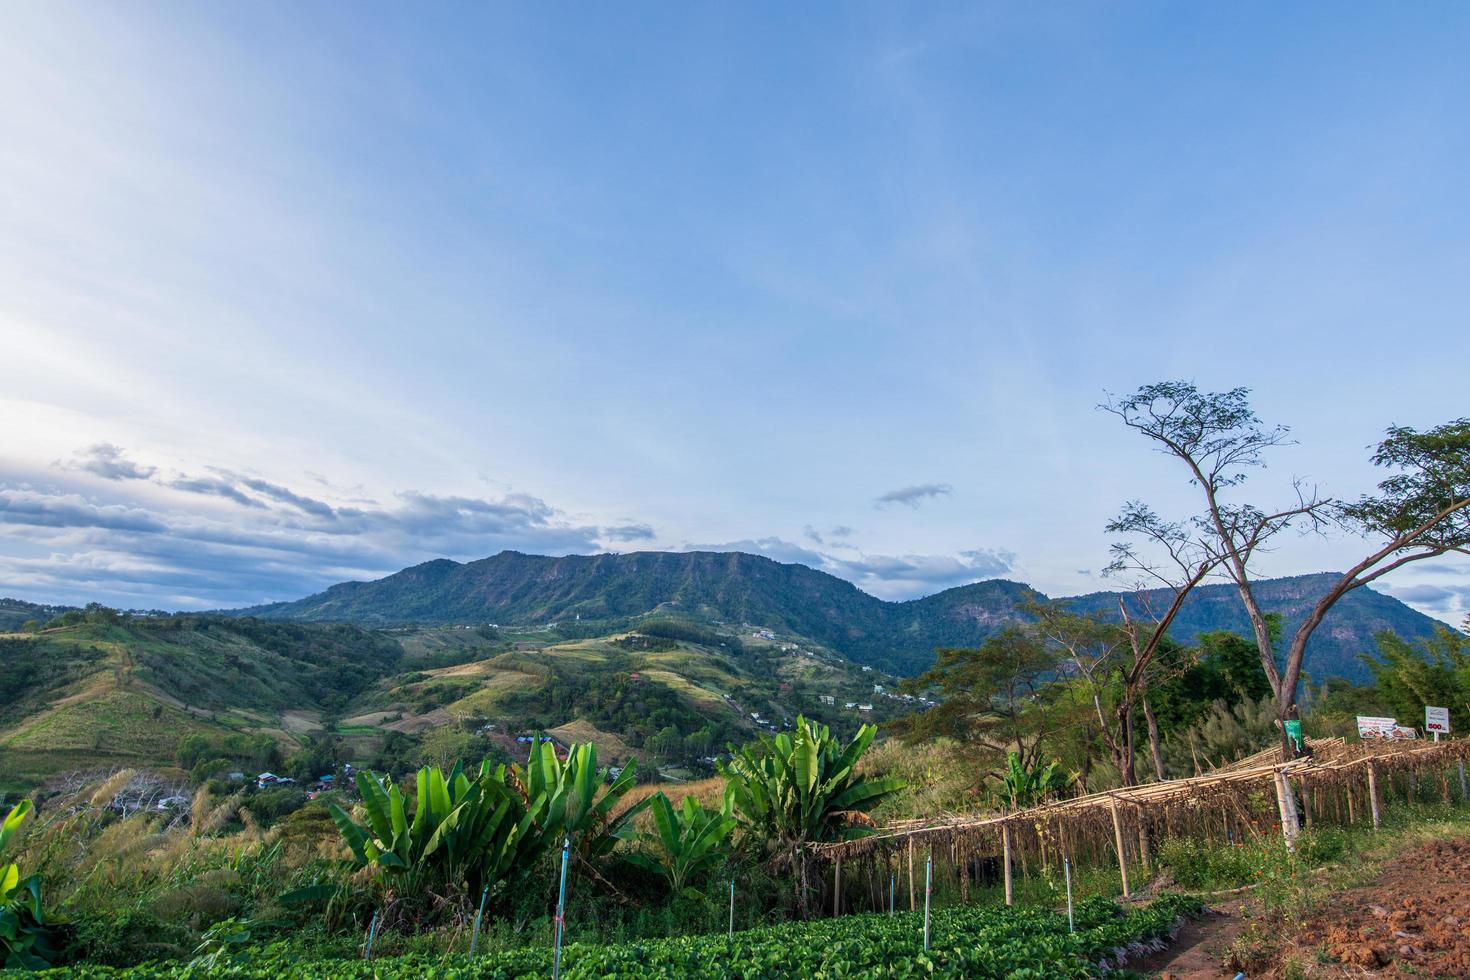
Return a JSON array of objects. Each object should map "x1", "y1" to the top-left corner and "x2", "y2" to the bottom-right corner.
[{"x1": 22, "y1": 893, "x2": 1201, "y2": 979}]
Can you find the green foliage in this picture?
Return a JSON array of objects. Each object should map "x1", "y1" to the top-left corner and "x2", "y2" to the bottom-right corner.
[
  {"x1": 14, "y1": 893, "x2": 1202, "y2": 978},
  {"x1": 895, "y1": 627, "x2": 1066, "y2": 754},
  {"x1": 176, "y1": 733, "x2": 280, "y2": 774},
  {"x1": 633, "y1": 619, "x2": 741, "y2": 653},
  {"x1": 330, "y1": 762, "x2": 535, "y2": 903},
  {"x1": 413, "y1": 728, "x2": 489, "y2": 772},
  {"x1": 992, "y1": 752, "x2": 1072, "y2": 810},
  {"x1": 1162, "y1": 694, "x2": 1277, "y2": 774},
  {"x1": 185, "y1": 917, "x2": 253, "y2": 971},
  {"x1": 0, "y1": 600, "x2": 76, "y2": 633},
  {"x1": 624, "y1": 794, "x2": 736, "y2": 898},
  {"x1": 1148, "y1": 627, "x2": 1276, "y2": 735},
  {"x1": 1159, "y1": 828, "x2": 1350, "y2": 892},
  {"x1": 330, "y1": 740, "x2": 645, "y2": 912},
  {"x1": 0, "y1": 800, "x2": 56, "y2": 969},
  {"x1": 1360, "y1": 628, "x2": 1470, "y2": 730},
  {"x1": 1341, "y1": 417, "x2": 1470, "y2": 541},
  {"x1": 722, "y1": 717, "x2": 904, "y2": 849},
  {"x1": 243, "y1": 787, "x2": 308, "y2": 824},
  {"x1": 498, "y1": 665, "x2": 743, "y2": 757},
  {"x1": 721, "y1": 716, "x2": 904, "y2": 916}
]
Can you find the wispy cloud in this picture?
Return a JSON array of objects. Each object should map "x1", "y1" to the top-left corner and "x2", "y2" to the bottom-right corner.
[
  {"x1": 170, "y1": 475, "x2": 266, "y2": 508},
  {"x1": 1382, "y1": 583, "x2": 1470, "y2": 615},
  {"x1": 63, "y1": 443, "x2": 156, "y2": 481},
  {"x1": 0, "y1": 447, "x2": 662, "y2": 608},
  {"x1": 684, "y1": 536, "x2": 1015, "y2": 600},
  {"x1": 0, "y1": 488, "x2": 168, "y2": 534},
  {"x1": 875, "y1": 483, "x2": 953, "y2": 509},
  {"x1": 237, "y1": 476, "x2": 336, "y2": 518}
]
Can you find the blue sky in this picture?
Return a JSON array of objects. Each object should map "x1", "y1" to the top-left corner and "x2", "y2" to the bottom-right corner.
[{"x1": 2, "y1": 2, "x2": 1468, "y2": 617}]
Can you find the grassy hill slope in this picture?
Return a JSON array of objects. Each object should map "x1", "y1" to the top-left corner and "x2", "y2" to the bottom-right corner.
[
  {"x1": 0, "y1": 616, "x2": 402, "y2": 793},
  {"x1": 0, "y1": 613, "x2": 906, "y2": 795}
]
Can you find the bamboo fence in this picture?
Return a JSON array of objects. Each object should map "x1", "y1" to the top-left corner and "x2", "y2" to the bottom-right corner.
[{"x1": 812, "y1": 737, "x2": 1470, "y2": 911}]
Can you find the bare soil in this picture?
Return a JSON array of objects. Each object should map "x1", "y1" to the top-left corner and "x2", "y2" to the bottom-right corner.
[
  {"x1": 1147, "y1": 837, "x2": 1470, "y2": 978},
  {"x1": 1282, "y1": 836, "x2": 1470, "y2": 977},
  {"x1": 1142, "y1": 899, "x2": 1253, "y2": 978}
]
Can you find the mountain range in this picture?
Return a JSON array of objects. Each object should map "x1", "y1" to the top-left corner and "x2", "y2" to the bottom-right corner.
[{"x1": 237, "y1": 550, "x2": 1452, "y2": 682}]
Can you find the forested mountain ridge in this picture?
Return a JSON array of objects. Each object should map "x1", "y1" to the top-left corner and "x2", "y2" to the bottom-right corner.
[{"x1": 233, "y1": 551, "x2": 1451, "y2": 681}]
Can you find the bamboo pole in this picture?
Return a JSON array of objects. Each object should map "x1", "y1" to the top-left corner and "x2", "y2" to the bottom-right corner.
[
  {"x1": 1367, "y1": 764, "x2": 1382, "y2": 831},
  {"x1": 833, "y1": 857, "x2": 841, "y2": 917},
  {"x1": 907, "y1": 838, "x2": 915, "y2": 912},
  {"x1": 1459, "y1": 759, "x2": 1468, "y2": 802},
  {"x1": 1273, "y1": 771, "x2": 1300, "y2": 850},
  {"x1": 1002, "y1": 823, "x2": 1014, "y2": 906},
  {"x1": 1108, "y1": 799, "x2": 1130, "y2": 898}
]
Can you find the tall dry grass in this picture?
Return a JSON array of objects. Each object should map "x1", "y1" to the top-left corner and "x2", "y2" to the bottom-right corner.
[{"x1": 12, "y1": 773, "x2": 353, "y2": 964}]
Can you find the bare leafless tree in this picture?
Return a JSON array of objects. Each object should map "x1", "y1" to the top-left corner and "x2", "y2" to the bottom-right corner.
[{"x1": 1105, "y1": 382, "x2": 1470, "y2": 755}]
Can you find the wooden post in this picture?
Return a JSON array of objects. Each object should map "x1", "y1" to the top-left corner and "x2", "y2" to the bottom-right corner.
[
  {"x1": 1002, "y1": 824, "x2": 1014, "y2": 906},
  {"x1": 959, "y1": 841, "x2": 970, "y2": 904},
  {"x1": 1302, "y1": 782, "x2": 1314, "y2": 830},
  {"x1": 1458, "y1": 759, "x2": 1468, "y2": 802},
  {"x1": 907, "y1": 838, "x2": 916, "y2": 912},
  {"x1": 1367, "y1": 764, "x2": 1382, "y2": 831},
  {"x1": 1108, "y1": 799, "x2": 1131, "y2": 898},
  {"x1": 1137, "y1": 814, "x2": 1152, "y2": 879},
  {"x1": 1347, "y1": 784, "x2": 1356, "y2": 824},
  {"x1": 1273, "y1": 771, "x2": 1300, "y2": 849},
  {"x1": 833, "y1": 857, "x2": 841, "y2": 917}
]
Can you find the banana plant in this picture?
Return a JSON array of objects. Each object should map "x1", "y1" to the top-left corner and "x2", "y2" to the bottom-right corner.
[
  {"x1": 992, "y1": 751, "x2": 1072, "y2": 810},
  {"x1": 625, "y1": 793, "x2": 737, "y2": 899},
  {"x1": 330, "y1": 739, "x2": 646, "y2": 906},
  {"x1": 332, "y1": 759, "x2": 539, "y2": 897},
  {"x1": 520, "y1": 740, "x2": 645, "y2": 865},
  {"x1": 720, "y1": 717, "x2": 905, "y2": 917},
  {"x1": 1, "y1": 800, "x2": 55, "y2": 970}
]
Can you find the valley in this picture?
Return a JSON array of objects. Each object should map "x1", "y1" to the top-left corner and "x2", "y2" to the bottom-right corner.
[
  {"x1": 1, "y1": 552, "x2": 1450, "y2": 797},
  {"x1": 0, "y1": 608, "x2": 909, "y2": 796}
]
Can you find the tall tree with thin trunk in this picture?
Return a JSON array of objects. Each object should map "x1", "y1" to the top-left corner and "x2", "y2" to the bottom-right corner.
[
  {"x1": 1031, "y1": 589, "x2": 1201, "y2": 786},
  {"x1": 1105, "y1": 382, "x2": 1470, "y2": 755}
]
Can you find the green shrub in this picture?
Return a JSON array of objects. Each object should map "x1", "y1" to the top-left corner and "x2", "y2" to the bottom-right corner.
[
  {"x1": 1158, "y1": 837, "x2": 1263, "y2": 889},
  {"x1": 242, "y1": 788, "x2": 307, "y2": 824},
  {"x1": 1, "y1": 800, "x2": 58, "y2": 969}
]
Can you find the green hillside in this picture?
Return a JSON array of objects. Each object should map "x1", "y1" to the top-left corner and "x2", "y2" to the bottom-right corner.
[
  {"x1": 0, "y1": 614, "x2": 403, "y2": 792},
  {"x1": 235, "y1": 550, "x2": 1450, "y2": 680},
  {"x1": 0, "y1": 597, "x2": 77, "y2": 631},
  {"x1": 0, "y1": 610, "x2": 905, "y2": 795}
]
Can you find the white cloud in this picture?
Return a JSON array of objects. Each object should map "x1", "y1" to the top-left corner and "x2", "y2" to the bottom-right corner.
[{"x1": 0, "y1": 450, "x2": 663, "y2": 608}]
